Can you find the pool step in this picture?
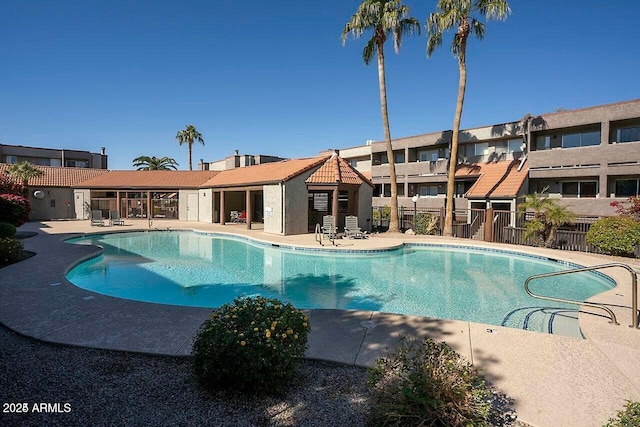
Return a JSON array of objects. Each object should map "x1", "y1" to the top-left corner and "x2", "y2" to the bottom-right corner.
[{"x1": 501, "y1": 307, "x2": 583, "y2": 338}]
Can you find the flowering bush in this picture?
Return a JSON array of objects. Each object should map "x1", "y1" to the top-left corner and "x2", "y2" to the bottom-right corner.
[
  {"x1": 0, "y1": 174, "x2": 23, "y2": 196},
  {"x1": 610, "y1": 196, "x2": 640, "y2": 221},
  {"x1": 192, "y1": 296, "x2": 310, "y2": 394},
  {"x1": 586, "y1": 217, "x2": 640, "y2": 257},
  {"x1": 0, "y1": 194, "x2": 31, "y2": 226},
  {"x1": 0, "y1": 238, "x2": 24, "y2": 266},
  {"x1": 367, "y1": 337, "x2": 491, "y2": 426}
]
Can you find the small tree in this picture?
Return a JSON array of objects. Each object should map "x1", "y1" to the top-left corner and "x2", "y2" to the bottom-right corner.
[
  {"x1": 133, "y1": 156, "x2": 179, "y2": 170},
  {"x1": 518, "y1": 188, "x2": 575, "y2": 248},
  {"x1": 6, "y1": 162, "x2": 43, "y2": 198}
]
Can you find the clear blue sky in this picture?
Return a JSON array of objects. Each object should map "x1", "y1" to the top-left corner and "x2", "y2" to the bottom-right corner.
[{"x1": 1, "y1": 0, "x2": 638, "y2": 170}]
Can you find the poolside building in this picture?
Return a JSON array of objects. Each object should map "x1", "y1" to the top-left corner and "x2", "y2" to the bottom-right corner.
[
  {"x1": 0, "y1": 143, "x2": 108, "y2": 169},
  {"x1": 0, "y1": 164, "x2": 110, "y2": 220},
  {"x1": 68, "y1": 154, "x2": 372, "y2": 235}
]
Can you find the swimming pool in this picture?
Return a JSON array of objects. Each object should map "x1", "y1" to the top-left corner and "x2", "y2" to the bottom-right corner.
[{"x1": 66, "y1": 231, "x2": 615, "y2": 336}]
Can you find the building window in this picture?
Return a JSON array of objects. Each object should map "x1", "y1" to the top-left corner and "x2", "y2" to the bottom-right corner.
[
  {"x1": 65, "y1": 160, "x2": 89, "y2": 168},
  {"x1": 418, "y1": 149, "x2": 439, "y2": 162},
  {"x1": 474, "y1": 143, "x2": 489, "y2": 156},
  {"x1": 5, "y1": 155, "x2": 18, "y2": 164},
  {"x1": 507, "y1": 138, "x2": 524, "y2": 153},
  {"x1": 561, "y1": 131, "x2": 600, "y2": 148},
  {"x1": 617, "y1": 126, "x2": 640, "y2": 143},
  {"x1": 561, "y1": 181, "x2": 598, "y2": 198},
  {"x1": 536, "y1": 135, "x2": 551, "y2": 151},
  {"x1": 615, "y1": 179, "x2": 640, "y2": 197},
  {"x1": 350, "y1": 159, "x2": 358, "y2": 168},
  {"x1": 50, "y1": 199, "x2": 56, "y2": 208},
  {"x1": 394, "y1": 151, "x2": 405, "y2": 164},
  {"x1": 396, "y1": 184, "x2": 404, "y2": 197},
  {"x1": 50, "y1": 158, "x2": 62, "y2": 167},
  {"x1": 418, "y1": 184, "x2": 439, "y2": 197},
  {"x1": 374, "y1": 184, "x2": 383, "y2": 197}
]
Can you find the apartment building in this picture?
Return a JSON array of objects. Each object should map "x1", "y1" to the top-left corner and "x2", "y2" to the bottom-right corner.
[
  {"x1": 337, "y1": 98, "x2": 640, "y2": 217},
  {"x1": 0, "y1": 144, "x2": 108, "y2": 169},
  {"x1": 198, "y1": 150, "x2": 287, "y2": 171}
]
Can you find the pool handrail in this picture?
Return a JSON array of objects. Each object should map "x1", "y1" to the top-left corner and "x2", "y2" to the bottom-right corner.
[{"x1": 524, "y1": 262, "x2": 639, "y2": 328}]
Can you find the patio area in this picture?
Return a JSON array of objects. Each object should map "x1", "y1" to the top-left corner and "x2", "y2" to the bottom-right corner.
[{"x1": 2, "y1": 219, "x2": 640, "y2": 426}]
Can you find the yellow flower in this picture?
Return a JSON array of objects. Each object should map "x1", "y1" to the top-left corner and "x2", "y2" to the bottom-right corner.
[
  {"x1": 232, "y1": 314, "x2": 237, "y2": 319},
  {"x1": 239, "y1": 333, "x2": 244, "y2": 337},
  {"x1": 253, "y1": 327, "x2": 259, "y2": 331},
  {"x1": 287, "y1": 329, "x2": 293, "y2": 335},
  {"x1": 303, "y1": 316, "x2": 308, "y2": 321},
  {"x1": 265, "y1": 330, "x2": 271, "y2": 338},
  {"x1": 256, "y1": 307, "x2": 262, "y2": 311},
  {"x1": 294, "y1": 334, "x2": 298, "y2": 339},
  {"x1": 233, "y1": 329, "x2": 237, "y2": 333},
  {"x1": 281, "y1": 333, "x2": 287, "y2": 339},
  {"x1": 240, "y1": 341, "x2": 246, "y2": 346},
  {"x1": 225, "y1": 315, "x2": 230, "y2": 319},
  {"x1": 302, "y1": 322, "x2": 308, "y2": 328},
  {"x1": 275, "y1": 305, "x2": 280, "y2": 309},
  {"x1": 251, "y1": 321, "x2": 255, "y2": 325}
]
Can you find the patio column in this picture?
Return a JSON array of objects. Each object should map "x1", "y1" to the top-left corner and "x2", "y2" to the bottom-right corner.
[
  {"x1": 116, "y1": 191, "x2": 121, "y2": 214},
  {"x1": 245, "y1": 189, "x2": 252, "y2": 230},
  {"x1": 332, "y1": 187, "x2": 338, "y2": 221},
  {"x1": 220, "y1": 190, "x2": 225, "y2": 225},
  {"x1": 147, "y1": 191, "x2": 152, "y2": 218}
]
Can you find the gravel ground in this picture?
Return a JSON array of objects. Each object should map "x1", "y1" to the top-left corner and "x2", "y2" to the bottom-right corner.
[{"x1": 0, "y1": 325, "x2": 524, "y2": 427}]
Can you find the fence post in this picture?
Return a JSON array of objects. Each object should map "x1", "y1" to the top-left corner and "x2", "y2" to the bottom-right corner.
[
  {"x1": 400, "y1": 206, "x2": 404, "y2": 230},
  {"x1": 484, "y1": 208, "x2": 494, "y2": 242},
  {"x1": 439, "y1": 207, "x2": 445, "y2": 236}
]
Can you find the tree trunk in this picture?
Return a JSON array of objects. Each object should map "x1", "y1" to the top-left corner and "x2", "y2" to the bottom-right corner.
[
  {"x1": 188, "y1": 142, "x2": 193, "y2": 171},
  {"x1": 377, "y1": 41, "x2": 399, "y2": 233},
  {"x1": 444, "y1": 36, "x2": 468, "y2": 237}
]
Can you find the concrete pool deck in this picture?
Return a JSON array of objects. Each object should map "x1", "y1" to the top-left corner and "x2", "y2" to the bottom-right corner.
[{"x1": 1, "y1": 219, "x2": 639, "y2": 426}]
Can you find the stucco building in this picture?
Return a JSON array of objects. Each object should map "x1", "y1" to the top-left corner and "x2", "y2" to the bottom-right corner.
[{"x1": 336, "y1": 98, "x2": 640, "y2": 217}]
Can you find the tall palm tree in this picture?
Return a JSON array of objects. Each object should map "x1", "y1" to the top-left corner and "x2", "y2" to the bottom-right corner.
[
  {"x1": 7, "y1": 161, "x2": 43, "y2": 197},
  {"x1": 342, "y1": 0, "x2": 420, "y2": 233},
  {"x1": 427, "y1": 0, "x2": 511, "y2": 236},
  {"x1": 132, "y1": 156, "x2": 179, "y2": 171},
  {"x1": 175, "y1": 124, "x2": 204, "y2": 170}
]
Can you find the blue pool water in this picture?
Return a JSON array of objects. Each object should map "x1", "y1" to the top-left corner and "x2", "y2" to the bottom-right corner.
[{"x1": 66, "y1": 231, "x2": 615, "y2": 336}]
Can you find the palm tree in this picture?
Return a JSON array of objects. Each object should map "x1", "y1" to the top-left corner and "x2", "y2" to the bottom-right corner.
[
  {"x1": 342, "y1": 0, "x2": 420, "y2": 233},
  {"x1": 427, "y1": 0, "x2": 511, "y2": 236},
  {"x1": 517, "y1": 188, "x2": 575, "y2": 248},
  {"x1": 132, "y1": 156, "x2": 179, "y2": 171},
  {"x1": 7, "y1": 161, "x2": 43, "y2": 197},
  {"x1": 175, "y1": 125, "x2": 204, "y2": 170}
]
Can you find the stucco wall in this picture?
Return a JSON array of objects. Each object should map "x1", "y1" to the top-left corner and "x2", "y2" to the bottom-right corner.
[
  {"x1": 73, "y1": 189, "x2": 91, "y2": 219},
  {"x1": 198, "y1": 189, "x2": 213, "y2": 223},
  {"x1": 357, "y1": 184, "x2": 373, "y2": 232},
  {"x1": 263, "y1": 184, "x2": 283, "y2": 234},
  {"x1": 28, "y1": 187, "x2": 76, "y2": 220},
  {"x1": 283, "y1": 170, "x2": 315, "y2": 235},
  {"x1": 178, "y1": 190, "x2": 199, "y2": 221}
]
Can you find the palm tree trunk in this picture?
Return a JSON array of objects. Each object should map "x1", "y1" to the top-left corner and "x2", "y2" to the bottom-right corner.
[
  {"x1": 188, "y1": 142, "x2": 193, "y2": 171},
  {"x1": 377, "y1": 41, "x2": 399, "y2": 233},
  {"x1": 444, "y1": 38, "x2": 468, "y2": 237}
]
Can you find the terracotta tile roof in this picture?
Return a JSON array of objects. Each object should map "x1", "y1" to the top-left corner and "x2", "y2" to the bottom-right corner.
[
  {"x1": 73, "y1": 170, "x2": 220, "y2": 189},
  {"x1": 201, "y1": 157, "x2": 329, "y2": 188},
  {"x1": 305, "y1": 154, "x2": 373, "y2": 187},
  {"x1": 457, "y1": 160, "x2": 528, "y2": 198},
  {"x1": 0, "y1": 163, "x2": 110, "y2": 187}
]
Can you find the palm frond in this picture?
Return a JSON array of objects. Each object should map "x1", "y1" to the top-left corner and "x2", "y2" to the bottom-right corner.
[
  {"x1": 471, "y1": 19, "x2": 485, "y2": 39},
  {"x1": 363, "y1": 38, "x2": 376, "y2": 65}
]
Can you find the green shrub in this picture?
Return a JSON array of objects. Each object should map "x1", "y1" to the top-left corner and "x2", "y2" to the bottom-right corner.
[
  {"x1": 415, "y1": 213, "x2": 439, "y2": 235},
  {"x1": 192, "y1": 296, "x2": 310, "y2": 395},
  {"x1": 0, "y1": 222, "x2": 16, "y2": 238},
  {"x1": 0, "y1": 238, "x2": 24, "y2": 266},
  {"x1": 367, "y1": 337, "x2": 491, "y2": 427},
  {"x1": 604, "y1": 400, "x2": 640, "y2": 427},
  {"x1": 373, "y1": 205, "x2": 391, "y2": 220},
  {"x1": 0, "y1": 193, "x2": 31, "y2": 226},
  {"x1": 586, "y1": 217, "x2": 640, "y2": 257}
]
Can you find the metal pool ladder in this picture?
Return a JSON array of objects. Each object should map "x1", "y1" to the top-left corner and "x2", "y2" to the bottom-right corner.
[{"x1": 524, "y1": 262, "x2": 639, "y2": 328}]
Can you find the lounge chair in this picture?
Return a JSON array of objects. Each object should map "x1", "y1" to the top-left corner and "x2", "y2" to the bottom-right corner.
[
  {"x1": 109, "y1": 210, "x2": 124, "y2": 226},
  {"x1": 321, "y1": 215, "x2": 337, "y2": 241},
  {"x1": 344, "y1": 215, "x2": 367, "y2": 239},
  {"x1": 90, "y1": 210, "x2": 104, "y2": 227}
]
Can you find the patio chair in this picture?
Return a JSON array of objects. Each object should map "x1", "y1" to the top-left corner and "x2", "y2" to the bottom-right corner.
[
  {"x1": 90, "y1": 210, "x2": 104, "y2": 227},
  {"x1": 109, "y1": 210, "x2": 124, "y2": 226},
  {"x1": 321, "y1": 215, "x2": 337, "y2": 240},
  {"x1": 230, "y1": 210, "x2": 241, "y2": 223},
  {"x1": 239, "y1": 210, "x2": 247, "y2": 223},
  {"x1": 344, "y1": 215, "x2": 367, "y2": 239}
]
